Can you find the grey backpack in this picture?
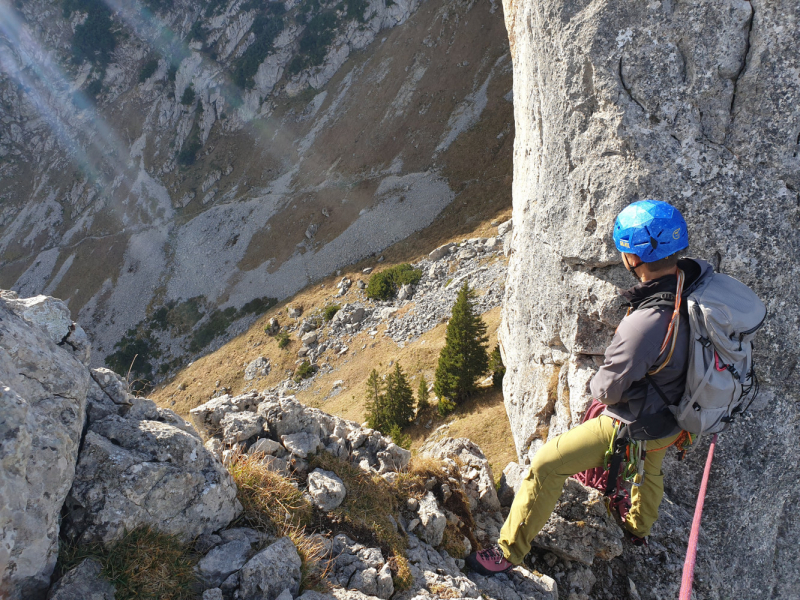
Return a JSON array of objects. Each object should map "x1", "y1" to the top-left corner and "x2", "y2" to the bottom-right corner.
[{"x1": 669, "y1": 270, "x2": 766, "y2": 435}]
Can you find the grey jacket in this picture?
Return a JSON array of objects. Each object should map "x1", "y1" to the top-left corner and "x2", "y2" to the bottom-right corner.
[{"x1": 590, "y1": 259, "x2": 713, "y2": 440}]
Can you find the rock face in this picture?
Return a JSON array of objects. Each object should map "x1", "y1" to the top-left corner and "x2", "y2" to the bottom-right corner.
[
  {"x1": 0, "y1": 291, "x2": 240, "y2": 599},
  {"x1": 500, "y1": 0, "x2": 800, "y2": 596},
  {"x1": 46, "y1": 559, "x2": 115, "y2": 600},
  {"x1": 238, "y1": 537, "x2": 302, "y2": 600},
  {"x1": 64, "y1": 396, "x2": 241, "y2": 544},
  {"x1": 0, "y1": 294, "x2": 90, "y2": 598}
]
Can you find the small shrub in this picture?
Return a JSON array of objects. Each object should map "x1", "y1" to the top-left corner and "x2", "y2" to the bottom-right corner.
[
  {"x1": 387, "y1": 425, "x2": 411, "y2": 450},
  {"x1": 189, "y1": 20, "x2": 206, "y2": 43},
  {"x1": 64, "y1": 0, "x2": 117, "y2": 66},
  {"x1": 105, "y1": 329, "x2": 160, "y2": 392},
  {"x1": 84, "y1": 78, "x2": 103, "y2": 102},
  {"x1": 239, "y1": 296, "x2": 277, "y2": 316},
  {"x1": 177, "y1": 124, "x2": 201, "y2": 166},
  {"x1": 294, "y1": 360, "x2": 315, "y2": 382},
  {"x1": 56, "y1": 527, "x2": 198, "y2": 600},
  {"x1": 277, "y1": 332, "x2": 291, "y2": 349},
  {"x1": 232, "y1": 6, "x2": 286, "y2": 88},
  {"x1": 138, "y1": 58, "x2": 159, "y2": 82},
  {"x1": 323, "y1": 304, "x2": 341, "y2": 321},
  {"x1": 167, "y1": 64, "x2": 177, "y2": 82},
  {"x1": 365, "y1": 263, "x2": 422, "y2": 300},
  {"x1": 180, "y1": 85, "x2": 195, "y2": 105},
  {"x1": 188, "y1": 307, "x2": 237, "y2": 352},
  {"x1": 437, "y1": 396, "x2": 456, "y2": 416},
  {"x1": 143, "y1": 0, "x2": 174, "y2": 11},
  {"x1": 344, "y1": 0, "x2": 368, "y2": 21}
]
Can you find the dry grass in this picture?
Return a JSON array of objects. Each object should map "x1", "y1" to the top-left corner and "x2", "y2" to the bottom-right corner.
[
  {"x1": 310, "y1": 452, "x2": 405, "y2": 546},
  {"x1": 228, "y1": 453, "x2": 329, "y2": 591},
  {"x1": 56, "y1": 527, "x2": 199, "y2": 600},
  {"x1": 229, "y1": 453, "x2": 314, "y2": 533}
]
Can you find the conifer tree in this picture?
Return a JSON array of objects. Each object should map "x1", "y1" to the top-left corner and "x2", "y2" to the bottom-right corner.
[
  {"x1": 364, "y1": 368, "x2": 387, "y2": 431},
  {"x1": 434, "y1": 282, "x2": 489, "y2": 404},
  {"x1": 416, "y1": 375, "x2": 430, "y2": 414},
  {"x1": 384, "y1": 363, "x2": 415, "y2": 428}
]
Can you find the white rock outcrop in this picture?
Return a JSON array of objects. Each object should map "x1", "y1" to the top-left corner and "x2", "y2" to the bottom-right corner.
[
  {"x1": 500, "y1": 0, "x2": 800, "y2": 595},
  {"x1": 307, "y1": 469, "x2": 347, "y2": 512},
  {"x1": 0, "y1": 295, "x2": 90, "y2": 598}
]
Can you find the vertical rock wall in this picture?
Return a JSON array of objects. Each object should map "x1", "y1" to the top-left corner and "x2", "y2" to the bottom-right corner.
[
  {"x1": 0, "y1": 298, "x2": 90, "y2": 598},
  {"x1": 499, "y1": 0, "x2": 799, "y2": 596}
]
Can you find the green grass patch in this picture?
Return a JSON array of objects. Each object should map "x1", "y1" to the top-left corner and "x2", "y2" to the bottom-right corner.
[{"x1": 56, "y1": 527, "x2": 198, "y2": 600}]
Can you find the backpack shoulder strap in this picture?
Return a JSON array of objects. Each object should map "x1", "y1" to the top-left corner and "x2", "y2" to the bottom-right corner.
[{"x1": 635, "y1": 292, "x2": 675, "y2": 312}]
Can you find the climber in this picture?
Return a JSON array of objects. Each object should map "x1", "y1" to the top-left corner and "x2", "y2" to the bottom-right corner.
[{"x1": 467, "y1": 199, "x2": 713, "y2": 576}]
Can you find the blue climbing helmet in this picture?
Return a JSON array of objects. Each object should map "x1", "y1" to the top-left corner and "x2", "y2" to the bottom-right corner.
[{"x1": 613, "y1": 200, "x2": 688, "y2": 262}]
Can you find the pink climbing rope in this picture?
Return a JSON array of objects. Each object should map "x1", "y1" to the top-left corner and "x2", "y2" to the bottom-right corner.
[{"x1": 679, "y1": 433, "x2": 718, "y2": 600}]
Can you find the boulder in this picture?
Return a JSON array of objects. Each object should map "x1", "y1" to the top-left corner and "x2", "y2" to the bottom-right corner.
[
  {"x1": 301, "y1": 331, "x2": 318, "y2": 345},
  {"x1": 46, "y1": 558, "x2": 115, "y2": 600},
  {"x1": 428, "y1": 243, "x2": 455, "y2": 261},
  {"x1": 190, "y1": 392, "x2": 262, "y2": 438},
  {"x1": 196, "y1": 539, "x2": 253, "y2": 587},
  {"x1": 64, "y1": 410, "x2": 241, "y2": 544},
  {"x1": 288, "y1": 306, "x2": 303, "y2": 318},
  {"x1": 221, "y1": 411, "x2": 264, "y2": 443},
  {"x1": 1, "y1": 293, "x2": 71, "y2": 345},
  {"x1": 497, "y1": 461, "x2": 527, "y2": 507},
  {"x1": 202, "y1": 589, "x2": 224, "y2": 600},
  {"x1": 0, "y1": 299, "x2": 90, "y2": 598},
  {"x1": 244, "y1": 357, "x2": 270, "y2": 380},
  {"x1": 396, "y1": 284, "x2": 414, "y2": 302},
  {"x1": 249, "y1": 437, "x2": 284, "y2": 457},
  {"x1": 237, "y1": 537, "x2": 302, "y2": 600},
  {"x1": 281, "y1": 431, "x2": 322, "y2": 458},
  {"x1": 496, "y1": 219, "x2": 512, "y2": 237},
  {"x1": 417, "y1": 492, "x2": 446, "y2": 546},
  {"x1": 422, "y1": 437, "x2": 500, "y2": 511},
  {"x1": 532, "y1": 479, "x2": 623, "y2": 565},
  {"x1": 307, "y1": 468, "x2": 346, "y2": 511},
  {"x1": 90, "y1": 368, "x2": 134, "y2": 406},
  {"x1": 267, "y1": 318, "x2": 280, "y2": 335}
]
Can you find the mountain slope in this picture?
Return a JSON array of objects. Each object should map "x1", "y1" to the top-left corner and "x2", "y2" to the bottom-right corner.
[{"x1": 0, "y1": 0, "x2": 513, "y2": 375}]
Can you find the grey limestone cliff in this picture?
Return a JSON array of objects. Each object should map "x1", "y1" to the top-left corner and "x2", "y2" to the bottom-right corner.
[{"x1": 499, "y1": 0, "x2": 799, "y2": 597}]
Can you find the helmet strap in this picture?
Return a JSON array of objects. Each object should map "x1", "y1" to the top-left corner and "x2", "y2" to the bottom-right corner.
[{"x1": 622, "y1": 254, "x2": 644, "y2": 282}]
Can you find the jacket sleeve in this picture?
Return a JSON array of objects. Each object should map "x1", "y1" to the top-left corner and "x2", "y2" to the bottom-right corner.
[{"x1": 589, "y1": 311, "x2": 666, "y2": 406}]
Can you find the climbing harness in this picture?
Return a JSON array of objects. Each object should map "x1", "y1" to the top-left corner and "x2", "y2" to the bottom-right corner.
[{"x1": 679, "y1": 433, "x2": 718, "y2": 600}]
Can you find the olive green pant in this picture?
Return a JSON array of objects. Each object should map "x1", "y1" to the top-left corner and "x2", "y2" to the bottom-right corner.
[{"x1": 498, "y1": 415, "x2": 679, "y2": 565}]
